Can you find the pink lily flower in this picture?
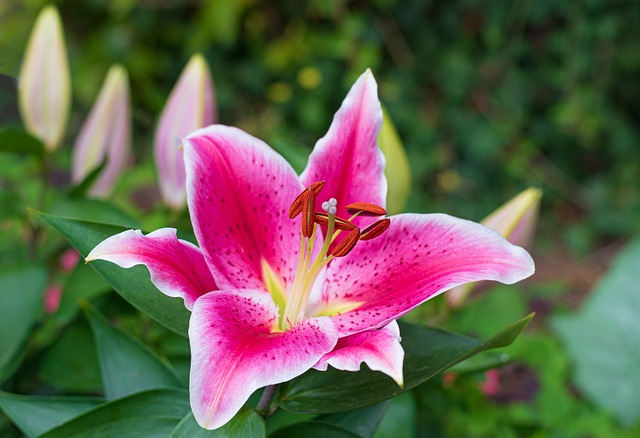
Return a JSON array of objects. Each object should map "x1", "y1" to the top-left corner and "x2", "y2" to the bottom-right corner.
[
  {"x1": 86, "y1": 70, "x2": 534, "y2": 430},
  {"x1": 154, "y1": 54, "x2": 216, "y2": 211}
]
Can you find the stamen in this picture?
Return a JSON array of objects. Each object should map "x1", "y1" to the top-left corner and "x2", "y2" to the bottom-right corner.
[
  {"x1": 289, "y1": 181, "x2": 325, "y2": 218},
  {"x1": 330, "y1": 228, "x2": 361, "y2": 257},
  {"x1": 301, "y1": 189, "x2": 315, "y2": 238},
  {"x1": 360, "y1": 218, "x2": 391, "y2": 241},
  {"x1": 345, "y1": 202, "x2": 387, "y2": 217},
  {"x1": 314, "y1": 213, "x2": 357, "y2": 231}
]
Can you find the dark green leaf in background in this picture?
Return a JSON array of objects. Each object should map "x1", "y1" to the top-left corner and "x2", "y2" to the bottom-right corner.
[
  {"x1": 315, "y1": 402, "x2": 389, "y2": 438},
  {"x1": 84, "y1": 302, "x2": 184, "y2": 399},
  {"x1": 280, "y1": 314, "x2": 533, "y2": 414},
  {"x1": 0, "y1": 392, "x2": 102, "y2": 438},
  {"x1": 40, "y1": 321, "x2": 102, "y2": 393},
  {"x1": 270, "y1": 421, "x2": 362, "y2": 438},
  {"x1": 0, "y1": 263, "x2": 46, "y2": 382},
  {"x1": 554, "y1": 238, "x2": 640, "y2": 426},
  {"x1": 0, "y1": 128, "x2": 44, "y2": 156},
  {"x1": 34, "y1": 212, "x2": 190, "y2": 336},
  {"x1": 38, "y1": 388, "x2": 190, "y2": 438},
  {"x1": 170, "y1": 410, "x2": 265, "y2": 438}
]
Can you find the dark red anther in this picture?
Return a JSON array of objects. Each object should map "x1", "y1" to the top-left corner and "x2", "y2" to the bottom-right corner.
[
  {"x1": 345, "y1": 202, "x2": 387, "y2": 217},
  {"x1": 330, "y1": 228, "x2": 361, "y2": 257},
  {"x1": 301, "y1": 189, "x2": 315, "y2": 237},
  {"x1": 314, "y1": 213, "x2": 357, "y2": 231},
  {"x1": 360, "y1": 219, "x2": 391, "y2": 241},
  {"x1": 289, "y1": 181, "x2": 325, "y2": 218}
]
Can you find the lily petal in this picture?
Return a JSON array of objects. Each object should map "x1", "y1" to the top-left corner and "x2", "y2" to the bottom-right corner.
[
  {"x1": 316, "y1": 213, "x2": 535, "y2": 336},
  {"x1": 183, "y1": 125, "x2": 304, "y2": 291},
  {"x1": 86, "y1": 228, "x2": 216, "y2": 310},
  {"x1": 313, "y1": 320, "x2": 404, "y2": 386},
  {"x1": 300, "y1": 70, "x2": 386, "y2": 227},
  {"x1": 189, "y1": 290, "x2": 338, "y2": 430}
]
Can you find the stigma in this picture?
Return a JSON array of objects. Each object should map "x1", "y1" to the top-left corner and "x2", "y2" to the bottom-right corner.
[{"x1": 278, "y1": 182, "x2": 390, "y2": 330}]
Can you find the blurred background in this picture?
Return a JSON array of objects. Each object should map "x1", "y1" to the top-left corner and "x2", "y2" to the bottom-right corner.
[{"x1": 1, "y1": 0, "x2": 639, "y2": 436}]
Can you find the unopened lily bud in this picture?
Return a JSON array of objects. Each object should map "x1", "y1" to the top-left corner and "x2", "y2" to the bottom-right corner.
[
  {"x1": 71, "y1": 65, "x2": 131, "y2": 197},
  {"x1": 155, "y1": 54, "x2": 216, "y2": 211},
  {"x1": 447, "y1": 188, "x2": 542, "y2": 309},
  {"x1": 18, "y1": 5, "x2": 71, "y2": 151},
  {"x1": 378, "y1": 108, "x2": 411, "y2": 215}
]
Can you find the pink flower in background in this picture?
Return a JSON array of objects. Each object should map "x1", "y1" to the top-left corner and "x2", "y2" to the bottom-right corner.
[
  {"x1": 155, "y1": 54, "x2": 216, "y2": 211},
  {"x1": 44, "y1": 284, "x2": 63, "y2": 314},
  {"x1": 18, "y1": 5, "x2": 71, "y2": 151},
  {"x1": 71, "y1": 65, "x2": 131, "y2": 197},
  {"x1": 59, "y1": 249, "x2": 81, "y2": 272},
  {"x1": 481, "y1": 369, "x2": 502, "y2": 397},
  {"x1": 87, "y1": 70, "x2": 534, "y2": 429}
]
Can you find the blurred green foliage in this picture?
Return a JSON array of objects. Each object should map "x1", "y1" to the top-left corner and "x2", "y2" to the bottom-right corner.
[{"x1": 2, "y1": 0, "x2": 640, "y2": 252}]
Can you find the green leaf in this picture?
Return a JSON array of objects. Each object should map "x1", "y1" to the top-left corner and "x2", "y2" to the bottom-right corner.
[
  {"x1": 84, "y1": 302, "x2": 184, "y2": 399},
  {"x1": 378, "y1": 108, "x2": 411, "y2": 215},
  {"x1": 553, "y1": 238, "x2": 640, "y2": 426},
  {"x1": 40, "y1": 321, "x2": 102, "y2": 393},
  {"x1": 0, "y1": 264, "x2": 46, "y2": 381},
  {"x1": 373, "y1": 393, "x2": 416, "y2": 438},
  {"x1": 315, "y1": 402, "x2": 388, "y2": 438},
  {"x1": 270, "y1": 421, "x2": 361, "y2": 437},
  {"x1": 49, "y1": 198, "x2": 140, "y2": 229},
  {"x1": 34, "y1": 211, "x2": 190, "y2": 336},
  {"x1": 0, "y1": 127, "x2": 44, "y2": 156},
  {"x1": 0, "y1": 392, "x2": 102, "y2": 438},
  {"x1": 38, "y1": 388, "x2": 190, "y2": 438},
  {"x1": 279, "y1": 315, "x2": 533, "y2": 414},
  {"x1": 170, "y1": 410, "x2": 265, "y2": 438}
]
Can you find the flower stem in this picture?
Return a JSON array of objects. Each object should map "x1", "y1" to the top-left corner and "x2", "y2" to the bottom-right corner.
[{"x1": 256, "y1": 384, "x2": 279, "y2": 417}]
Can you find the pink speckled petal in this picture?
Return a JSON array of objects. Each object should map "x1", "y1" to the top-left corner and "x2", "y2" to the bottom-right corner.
[
  {"x1": 189, "y1": 290, "x2": 338, "y2": 430},
  {"x1": 316, "y1": 213, "x2": 534, "y2": 336},
  {"x1": 183, "y1": 125, "x2": 304, "y2": 291},
  {"x1": 86, "y1": 228, "x2": 217, "y2": 310},
  {"x1": 313, "y1": 320, "x2": 404, "y2": 386},
  {"x1": 300, "y1": 70, "x2": 386, "y2": 228}
]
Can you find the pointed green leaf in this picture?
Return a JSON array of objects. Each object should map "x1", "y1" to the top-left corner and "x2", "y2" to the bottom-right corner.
[
  {"x1": 270, "y1": 421, "x2": 361, "y2": 437},
  {"x1": 0, "y1": 392, "x2": 102, "y2": 438},
  {"x1": 0, "y1": 263, "x2": 46, "y2": 381},
  {"x1": 170, "y1": 410, "x2": 265, "y2": 438},
  {"x1": 280, "y1": 315, "x2": 533, "y2": 413},
  {"x1": 0, "y1": 127, "x2": 44, "y2": 156},
  {"x1": 315, "y1": 402, "x2": 388, "y2": 438},
  {"x1": 33, "y1": 211, "x2": 190, "y2": 336},
  {"x1": 40, "y1": 321, "x2": 102, "y2": 393},
  {"x1": 377, "y1": 108, "x2": 411, "y2": 215},
  {"x1": 84, "y1": 303, "x2": 184, "y2": 399},
  {"x1": 554, "y1": 238, "x2": 640, "y2": 426},
  {"x1": 38, "y1": 388, "x2": 189, "y2": 438}
]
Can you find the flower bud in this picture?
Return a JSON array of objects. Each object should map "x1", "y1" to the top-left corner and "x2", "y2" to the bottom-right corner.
[
  {"x1": 155, "y1": 54, "x2": 216, "y2": 211},
  {"x1": 71, "y1": 65, "x2": 131, "y2": 197},
  {"x1": 447, "y1": 188, "x2": 542, "y2": 308},
  {"x1": 377, "y1": 108, "x2": 411, "y2": 215},
  {"x1": 18, "y1": 5, "x2": 71, "y2": 151}
]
